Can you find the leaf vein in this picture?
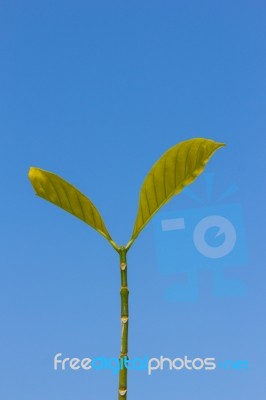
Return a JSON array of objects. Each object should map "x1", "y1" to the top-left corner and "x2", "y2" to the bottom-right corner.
[
  {"x1": 144, "y1": 183, "x2": 151, "y2": 216},
  {"x1": 59, "y1": 183, "x2": 75, "y2": 214},
  {"x1": 49, "y1": 178, "x2": 63, "y2": 207},
  {"x1": 76, "y1": 193, "x2": 87, "y2": 223},
  {"x1": 152, "y1": 169, "x2": 158, "y2": 208}
]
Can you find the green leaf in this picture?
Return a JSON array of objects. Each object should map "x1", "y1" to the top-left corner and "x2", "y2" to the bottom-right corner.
[
  {"x1": 126, "y1": 138, "x2": 225, "y2": 249},
  {"x1": 28, "y1": 167, "x2": 119, "y2": 251}
]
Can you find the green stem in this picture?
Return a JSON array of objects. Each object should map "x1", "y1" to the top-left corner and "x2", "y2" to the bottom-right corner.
[{"x1": 118, "y1": 246, "x2": 129, "y2": 399}]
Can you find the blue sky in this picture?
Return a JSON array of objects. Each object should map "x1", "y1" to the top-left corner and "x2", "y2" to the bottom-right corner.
[{"x1": 0, "y1": 1, "x2": 265, "y2": 399}]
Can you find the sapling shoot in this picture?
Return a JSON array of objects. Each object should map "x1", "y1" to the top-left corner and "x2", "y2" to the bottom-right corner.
[{"x1": 28, "y1": 137, "x2": 225, "y2": 399}]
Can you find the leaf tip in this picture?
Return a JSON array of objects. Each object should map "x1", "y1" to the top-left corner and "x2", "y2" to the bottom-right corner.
[
  {"x1": 28, "y1": 166, "x2": 40, "y2": 180},
  {"x1": 28, "y1": 167, "x2": 45, "y2": 195},
  {"x1": 216, "y1": 141, "x2": 226, "y2": 148}
]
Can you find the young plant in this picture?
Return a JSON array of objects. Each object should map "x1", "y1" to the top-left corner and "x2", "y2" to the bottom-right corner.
[{"x1": 28, "y1": 138, "x2": 224, "y2": 399}]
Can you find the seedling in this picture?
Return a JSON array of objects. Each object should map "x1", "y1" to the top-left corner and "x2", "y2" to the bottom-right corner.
[{"x1": 28, "y1": 138, "x2": 224, "y2": 399}]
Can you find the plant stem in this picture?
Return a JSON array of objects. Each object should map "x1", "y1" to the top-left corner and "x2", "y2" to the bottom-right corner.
[{"x1": 118, "y1": 246, "x2": 129, "y2": 399}]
